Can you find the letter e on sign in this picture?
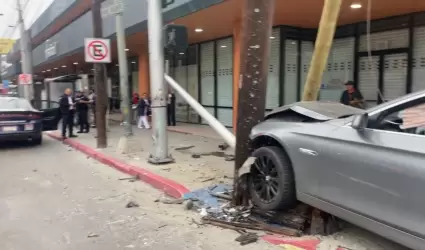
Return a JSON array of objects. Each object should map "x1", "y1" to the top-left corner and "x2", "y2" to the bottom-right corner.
[{"x1": 84, "y1": 38, "x2": 111, "y2": 63}]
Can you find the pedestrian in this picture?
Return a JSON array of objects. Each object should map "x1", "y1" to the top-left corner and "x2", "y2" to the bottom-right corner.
[
  {"x1": 89, "y1": 89, "x2": 96, "y2": 128},
  {"x1": 132, "y1": 93, "x2": 140, "y2": 124},
  {"x1": 75, "y1": 90, "x2": 91, "y2": 133},
  {"x1": 137, "y1": 93, "x2": 151, "y2": 129},
  {"x1": 167, "y1": 90, "x2": 176, "y2": 126},
  {"x1": 340, "y1": 81, "x2": 365, "y2": 109},
  {"x1": 59, "y1": 88, "x2": 77, "y2": 139}
]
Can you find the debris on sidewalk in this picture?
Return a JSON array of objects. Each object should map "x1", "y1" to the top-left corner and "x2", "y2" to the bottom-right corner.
[
  {"x1": 178, "y1": 183, "x2": 341, "y2": 243},
  {"x1": 126, "y1": 201, "x2": 140, "y2": 208},
  {"x1": 218, "y1": 143, "x2": 229, "y2": 151},
  {"x1": 192, "y1": 154, "x2": 201, "y2": 159},
  {"x1": 175, "y1": 145, "x2": 195, "y2": 151},
  {"x1": 119, "y1": 176, "x2": 139, "y2": 182},
  {"x1": 87, "y1": 232, "x2": 99, "y2": 238}
]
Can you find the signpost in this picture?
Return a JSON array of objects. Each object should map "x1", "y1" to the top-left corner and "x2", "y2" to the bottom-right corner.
[
  {"x1": 84, "y1": 38, "x2": 111, "y2": 63},
  {"x1": 90, "y1": 0, "x2": 109, "y2": 148}
]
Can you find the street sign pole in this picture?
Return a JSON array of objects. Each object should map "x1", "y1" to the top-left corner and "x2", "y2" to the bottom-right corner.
[
  {"x1": 147, "y1": 0, "x2": 173, "y2": 164},
  {"x1": 91, "y1": 0, "x2": 108, "y2": 149}
]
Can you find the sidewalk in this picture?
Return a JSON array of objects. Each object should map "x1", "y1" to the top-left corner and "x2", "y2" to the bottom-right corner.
[{"x1": 66, "y1": 121, "x2": 235, "y2": 191}]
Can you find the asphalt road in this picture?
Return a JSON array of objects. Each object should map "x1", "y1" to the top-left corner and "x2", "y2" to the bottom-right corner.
[{"x1": 0, "y1": 136, "x2": 278, "y2": 250}]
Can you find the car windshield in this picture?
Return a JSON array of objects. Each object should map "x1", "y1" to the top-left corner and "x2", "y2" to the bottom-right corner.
[{"x1": 0, "y1": 98, "x2": 35, "y2": 110}]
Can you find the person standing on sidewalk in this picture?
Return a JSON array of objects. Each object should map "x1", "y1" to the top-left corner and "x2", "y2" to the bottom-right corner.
[
  {"x1": 59, "y1": 88, "x2": 77, "y2": 139},
  {"x1": 137, "y1": 93, "x2": 151, "y2": 129},
  {"x1": 167, "y1": 91, "x2": 176, "y2": 126},
  {"x1": 89, "y1": 89, "x2": 97, "y2": 128},
  {"x1": 75, "y1": 90, "x2": 91, "y2": 133}
]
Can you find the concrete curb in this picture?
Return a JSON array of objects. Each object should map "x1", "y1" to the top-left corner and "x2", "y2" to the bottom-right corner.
[{"x1": 46, "y1": 132, "x2": 190, "y2": 199}]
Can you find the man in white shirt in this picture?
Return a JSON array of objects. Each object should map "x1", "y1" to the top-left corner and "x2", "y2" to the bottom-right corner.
[{"x1": 59, "y1": 88, "x2": 77, "y2": 139}]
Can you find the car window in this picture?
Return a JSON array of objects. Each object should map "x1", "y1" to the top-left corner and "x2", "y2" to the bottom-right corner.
[
  {"x1": 31, "y1": 100, "x2": 60, "y2": 110},
  {"x1": 0, "y1": 98, "x2": 35, "y2": 110},
  {"x1": 380, "y1": 103, "x2": 425, "y2": 135}
]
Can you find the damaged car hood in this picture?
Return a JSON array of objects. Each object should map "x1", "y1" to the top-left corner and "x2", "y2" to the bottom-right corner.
[{"x1": 265, "y1": 101, "x2": 365, "y2": 121}]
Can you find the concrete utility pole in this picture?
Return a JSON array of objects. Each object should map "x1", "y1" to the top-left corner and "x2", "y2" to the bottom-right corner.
[
  {"x1": 146, "y1": 0, "x2": 173, "y2": 164},
  {"x1": 17, "y1": 0, "x2": 33, "y2": 101},
  {"x1": 233, "y1": 0, "x2": 275, "y2": 205},
  {"x1": 302, "y1": 0, "x2": 342, "y2": 101},
  {"x1": 91, "y1": 0, "x2": 108, "y2": 148}
]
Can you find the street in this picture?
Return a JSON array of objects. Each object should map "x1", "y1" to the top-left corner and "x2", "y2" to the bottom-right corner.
[{"x1": 0, "y1": 136, "x2": 278, "y2": 250}]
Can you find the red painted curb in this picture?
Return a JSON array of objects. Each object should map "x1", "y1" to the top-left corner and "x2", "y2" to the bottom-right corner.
[{"x1": 46, "y1": 132, "x2": 190, "y2": 198}]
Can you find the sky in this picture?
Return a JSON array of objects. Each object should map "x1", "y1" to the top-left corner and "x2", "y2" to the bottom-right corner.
[{"x1": 0, "y1": 0, "x2": 55, "y2": 39}]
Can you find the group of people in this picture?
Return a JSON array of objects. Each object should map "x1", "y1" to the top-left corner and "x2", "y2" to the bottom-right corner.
[
  {"x1": 59, "y1": 88, "x2": 95, "y2": 139},
  {"x1": 129, "y1": 91, "x2": 177, "y2": 129}
]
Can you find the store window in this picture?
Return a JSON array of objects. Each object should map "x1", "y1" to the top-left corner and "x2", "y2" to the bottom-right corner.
[{"x1": 216, "y1": 37, "x2": 233, "y2": 127}]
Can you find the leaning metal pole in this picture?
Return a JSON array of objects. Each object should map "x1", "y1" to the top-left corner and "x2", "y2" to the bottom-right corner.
[
  {"x1": 165, "y1": 74, "x2": 236, "y2": 148},
  {"x1": 147, "y1": 0, "x2": 173, "y2": 164}
]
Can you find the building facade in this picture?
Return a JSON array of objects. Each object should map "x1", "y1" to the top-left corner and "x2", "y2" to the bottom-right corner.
[{"x1": 5, "y1": 0, "x2": 425, "y2": 128}]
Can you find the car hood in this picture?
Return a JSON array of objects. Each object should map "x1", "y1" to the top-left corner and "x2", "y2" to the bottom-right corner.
[{"x1": 265, "y1": 101, "x2": 365, "y2": 121}]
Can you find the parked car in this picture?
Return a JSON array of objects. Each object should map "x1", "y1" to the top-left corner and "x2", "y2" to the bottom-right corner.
[
  {"x1": 0, "y1": 97, "x2": 60, "y2": 145},
  {"x1": 248, "y1": 90, "x2": 425, "y2": 250}
]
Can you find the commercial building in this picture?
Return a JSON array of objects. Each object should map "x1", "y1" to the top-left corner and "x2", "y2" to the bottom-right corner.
[{"x1": 4, "y1": 0, "x2": 425, "y2": 128}]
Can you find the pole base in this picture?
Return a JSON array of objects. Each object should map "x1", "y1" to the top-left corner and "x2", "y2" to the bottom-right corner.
[{"x1": 148, "y1": 154, "x2": 174, "y2": 165}]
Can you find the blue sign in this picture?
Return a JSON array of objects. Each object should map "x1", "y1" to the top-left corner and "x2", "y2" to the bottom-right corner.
[{"x1": 2, "y1": 80, "x2": 9, "y2": 89}]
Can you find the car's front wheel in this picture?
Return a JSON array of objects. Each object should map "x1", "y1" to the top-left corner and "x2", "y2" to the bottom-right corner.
[{"x1": 249, "y1": 146, "x2": 296, "y2": 211}]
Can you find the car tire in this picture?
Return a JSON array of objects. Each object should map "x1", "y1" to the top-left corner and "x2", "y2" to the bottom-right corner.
[
  {"x1": 32, "y1": 135, "x2": 43, "y2": 145},
  {"x1": 249, "y1": 146, "x2": 296, "y2": 211}
]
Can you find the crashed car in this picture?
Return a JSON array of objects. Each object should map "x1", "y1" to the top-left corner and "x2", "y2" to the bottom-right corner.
[{"x1": 248, "y1": 90, "x2": 425, "y2": 249}]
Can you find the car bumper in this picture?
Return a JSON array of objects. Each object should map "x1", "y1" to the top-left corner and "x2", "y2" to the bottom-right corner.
[{"x1": 0, "y1": 131, "x2": 42, "y2": 142}]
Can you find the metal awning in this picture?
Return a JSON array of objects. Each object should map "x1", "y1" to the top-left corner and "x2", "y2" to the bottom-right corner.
[{"x1": 44, "y1": 74, "x2": 81, "y2": 83}]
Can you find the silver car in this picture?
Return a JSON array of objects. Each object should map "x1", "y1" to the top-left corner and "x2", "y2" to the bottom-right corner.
[{"x1": 248, "y1": 90, "x2": 425, "y2": 250}]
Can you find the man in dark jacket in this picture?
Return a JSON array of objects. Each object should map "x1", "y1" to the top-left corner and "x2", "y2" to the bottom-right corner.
[
  {"x1": 75, "y1": 90, "x2": 91, "y2": 133},
  {"x1": 340, "y1": 81, "x2": 365, "y2": 109},
  {"x1": 59, "y1": 88, "x2": 77, "y2": 139},
  {"x1": 167, "y1": 91, "x2": 176, "y2": 126}
]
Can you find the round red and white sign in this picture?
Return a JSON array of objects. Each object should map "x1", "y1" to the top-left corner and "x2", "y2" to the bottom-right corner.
[{"x1": 84, "y1": 38, "x2": 111, "y2": 63}]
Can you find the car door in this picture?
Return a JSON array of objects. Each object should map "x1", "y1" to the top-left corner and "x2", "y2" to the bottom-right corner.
[
  {"x1": 317, "y1": 119, "x2": 425, "y2": 239},
  {"x1": 36, "y1": 100, "x2": 61, "y2": 131}
]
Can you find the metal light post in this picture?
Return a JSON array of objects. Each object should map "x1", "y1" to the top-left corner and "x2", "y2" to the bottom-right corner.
[
  {"x1": 101, "y1": 0, "x2": 132, "y2": 153},
  {"x1": 147, "y1": 0, "x2": 173, "y2": 164},
  {"x1": 115, "y1": 13, "x2": 132, "y2": 136}
]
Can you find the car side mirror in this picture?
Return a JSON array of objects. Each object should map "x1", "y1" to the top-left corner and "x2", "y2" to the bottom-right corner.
[{"x1": 351, "y1": 113, "x2": 368, "y2": 130}]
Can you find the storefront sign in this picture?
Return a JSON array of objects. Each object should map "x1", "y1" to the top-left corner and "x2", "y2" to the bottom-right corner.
[
  {"x1": 45, "y1": 40, "x2": 57, "y2": 59},
  {"x1": 0, "y1": 38, "x2": 15, "y2": 54}
]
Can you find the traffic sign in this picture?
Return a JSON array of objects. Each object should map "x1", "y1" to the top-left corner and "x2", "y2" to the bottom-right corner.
[
  {"x1": 84, "y1": 38, "x2": 111, "y2": 63},
  {"x1": 18, "y1": 74, "x2": 33, "y2": 85}
]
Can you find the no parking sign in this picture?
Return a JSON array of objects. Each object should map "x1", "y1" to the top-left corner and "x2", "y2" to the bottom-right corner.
[{"x1": 84, "y1": 38, "x2": 111, "y2": 63}]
